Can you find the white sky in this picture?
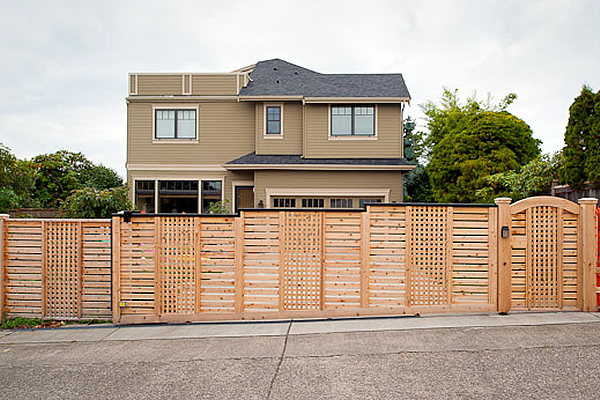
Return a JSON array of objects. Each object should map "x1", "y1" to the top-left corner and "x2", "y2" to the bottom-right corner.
[{"x1": 1, "y1": 0, "x2": 599, "y2": 178}]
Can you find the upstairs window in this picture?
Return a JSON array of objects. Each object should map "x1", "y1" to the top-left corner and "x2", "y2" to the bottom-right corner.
[
  {"x1": 155, "y1": 109, "x2": 196, "y2": 139},
  {"x1": 265, "y1": 105, "x2": 282, "y2": 135},
  {"x1": 331, "y1": 105, "x2": 375, "y2": 136}
]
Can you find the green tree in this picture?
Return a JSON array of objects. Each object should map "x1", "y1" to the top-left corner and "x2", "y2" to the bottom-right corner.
[
  {"x1": 31, "y1": 150, "x2": 123, "y2": 207},
  {"x1": 62, "y1": 186, "x2": 133, "y2": 218},
  {"x1": 427, "y1": 110, "x2": 541, "y2": 203},
  {"x1": 419, "y1": 89, "x2": 517, "y2": 161},
  {"x1": 0, "y1": 143, "x2": 38, "y2": 208},
  {"x1": 476, "y1": 152, "x2": 563, "y2": 202},
  {"x1": 561, "y1": 86, "x2": 597, "y2": 186}
]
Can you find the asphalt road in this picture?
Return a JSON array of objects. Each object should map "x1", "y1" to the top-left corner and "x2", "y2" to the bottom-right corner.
[{"x1": 1, "y1": 321, "x2": 600, "y2": 399}]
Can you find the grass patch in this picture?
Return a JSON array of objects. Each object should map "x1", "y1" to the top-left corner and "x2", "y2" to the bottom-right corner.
[{"x1": 1, "y1": 317, "x2": 111, "y2": 330}]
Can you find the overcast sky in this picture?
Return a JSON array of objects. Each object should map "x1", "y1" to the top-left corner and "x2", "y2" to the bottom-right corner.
[{"x1": 1, "y1": 0, "x2": 599, "y2": 178}]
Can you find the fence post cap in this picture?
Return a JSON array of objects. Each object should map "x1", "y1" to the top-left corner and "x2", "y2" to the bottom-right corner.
[
  {"x1": 494, "y1": 197, "x2": 512, "y2": 205},
  {"x1": 578, "y1": 197, "x2": 598, "y2": 206}
]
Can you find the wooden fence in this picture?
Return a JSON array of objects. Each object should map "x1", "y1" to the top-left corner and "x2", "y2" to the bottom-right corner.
[
  {"x1": 0, "y1": 196, "x2": 597, "y2": 324},
  {"x1": 110, "y1": 197, "x2": 598, "y2": 324},
  {"x1": 0, "y1": 217, "x2": 112, "y2": 320}
]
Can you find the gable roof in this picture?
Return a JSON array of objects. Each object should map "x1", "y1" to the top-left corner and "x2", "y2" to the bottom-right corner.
[{"x1": 238, "y1": 59, "x2": 410, "y2": 100}]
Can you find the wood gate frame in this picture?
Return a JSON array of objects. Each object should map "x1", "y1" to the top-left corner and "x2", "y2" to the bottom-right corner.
[{"x1": 496, "y1": 196, "x2": 598, "y2": 313}]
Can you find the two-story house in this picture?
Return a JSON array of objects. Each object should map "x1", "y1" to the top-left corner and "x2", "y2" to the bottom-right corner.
[{"x1": 126, "y1": 59, "x2": 414, "y2": 213}]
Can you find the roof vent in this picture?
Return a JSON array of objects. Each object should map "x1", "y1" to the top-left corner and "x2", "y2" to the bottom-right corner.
[
  {"x1": 273, "y1": 67, "x2": 278, "y2": 71},
  {"x1": 294, "y1": 71, "x2": 298, "y2": 75},
  {"x1": 276, "y1": 80, "x2": 280, "y2": 84}
]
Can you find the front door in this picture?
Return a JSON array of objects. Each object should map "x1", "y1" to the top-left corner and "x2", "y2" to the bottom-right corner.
[{"x1": 235, "y1": 186, "x2": 254, "y2": 212}]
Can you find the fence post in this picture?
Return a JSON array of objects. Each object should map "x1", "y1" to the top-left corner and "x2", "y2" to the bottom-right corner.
[
  {"x1": 495, "y1": 198, "x2": 512, "y2": 314},
  {"x1": 579, "y1": 198, "x2": 598, "y2": 312},
  {"x1": 0, "y1": 214, "x2": 8, "y2": 321},
  {"x1": 111, "y1": 215, "x2": 121, "y2": 323}
]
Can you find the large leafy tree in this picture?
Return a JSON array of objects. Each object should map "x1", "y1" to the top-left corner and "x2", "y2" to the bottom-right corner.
[
  {"x1": 31, "y1": 150, "x2": 123, "y2": 207},
  {"x1": 423, "y1": 90, "x2": 541, "y2": 203},
  {"x1": 561, "y1": 86, "x2": 600, "y2": 186}
]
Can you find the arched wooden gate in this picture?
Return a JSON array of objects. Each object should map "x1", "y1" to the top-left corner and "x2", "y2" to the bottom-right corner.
[{"x1": 496, "y1": 196, "x2": 598, "y2": 312}]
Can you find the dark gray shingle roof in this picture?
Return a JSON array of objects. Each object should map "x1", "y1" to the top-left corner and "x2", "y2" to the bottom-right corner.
[
  {"x1": 238, "y1": 59, "x2": 410, "y2": 99},
  {"x1": 225, "y1": 152, "x2": 412, "y2": 166}
]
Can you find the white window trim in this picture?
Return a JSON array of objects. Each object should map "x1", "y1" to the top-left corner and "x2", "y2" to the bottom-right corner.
[
  {"x1": 263, "y1": 103, "x2": 284, "y2": 138},
  {"x1": 151, "y1": 104, "x2": 200, "y2": 143},
  {"x1": 328, "y1": 104, "x2": 378, "y2": 140},
  {"x1": 265, "y1": 188, "x2": 390, "y2": 207},
  {"x1": 132, "y1": 176, "x2": 225, "y2": 213}
]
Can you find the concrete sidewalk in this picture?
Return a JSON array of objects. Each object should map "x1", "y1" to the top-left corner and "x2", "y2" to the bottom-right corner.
[{"x1": 2, "y1": 311, "x2": 600, "y2": 344}]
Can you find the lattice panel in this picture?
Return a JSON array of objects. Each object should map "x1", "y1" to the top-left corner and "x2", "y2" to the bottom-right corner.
[
  {"x1": 46, "y1": 221, "x2": 80, "y2": 318},
  {"x1": 408, "y1": 207, "x2": 449, "y2": 306},
  {"x1": 159, "y1": 217, "x2": 197, "y2": 314},
  {"x1": 528, "y1": 206, "x2": 561, "y2": 309},
  {"x1": 281, "y1": 212, "x2": 322, "y2": 310}
]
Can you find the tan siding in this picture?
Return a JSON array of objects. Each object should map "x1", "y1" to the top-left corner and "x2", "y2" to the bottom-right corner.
[
  {"x1": 304, "y1": 104, "x2": 402, "y2": 158},
  {"x1": 137, "y1": 75, "x2": 182, "y2": 95},
  {"x1": 254, "y1": 170, "x2": 403, "y2": 205},
  {"x1": 256, "y1": 102, "x2": 303, "y2": 155},
  {"x1": 127, "y1": 101, "x2": 255, "y2": 165},
  {"x1": 191, "y1": 75, "x2": 238, "y2": 95}
]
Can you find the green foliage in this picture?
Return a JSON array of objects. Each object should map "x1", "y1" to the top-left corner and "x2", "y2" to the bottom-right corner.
[
  {"x1": 561, "y1": 86, "x2": 593, "y2": 186},
  {"x1": 427, "y1": 110, "x2": 541, "y2": 203},
  {"x1": 419, "y1": 88, "x2": 517, "y2": 161},
  {"x1": 62, "y1": 186, "x2": 133, "y2": 218},
  {"x1": 1, "y1": 317, "x2": 110, "y2": 329},
  {"x1": 80, "y1": 164, "x2": 123, "y2": 189},
  {"x1": 0, "y1": 143, "x2": 38, "y2": 208},
  {"x1": 476, "y1": 153, "x2": 563, "y2": 202},
  {"x1": 404, "y1": 165, "x2": 433, "y2": 202},
  {"x1": 31, "y1": 150, "x2": 94, "y2": 207},
  {"x1": 0, "y1": 187, "x2": 20, "y2": 213},
  {"x1": 206, "y1": 199, "x2": 231, "y2": 214},
  {"x1": 30, "y1": 150, "x2": 123, "y2": 208},
  {"x1": 403, "y1": 115, "x2": 423, "y2": 162}
]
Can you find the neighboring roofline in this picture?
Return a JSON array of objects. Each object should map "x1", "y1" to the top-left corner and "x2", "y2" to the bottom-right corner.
[{"x1": 223, "y1": 164, "x2": 416, "y2": 171}]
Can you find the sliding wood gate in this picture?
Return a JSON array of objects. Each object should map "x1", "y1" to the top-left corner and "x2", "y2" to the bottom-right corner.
[{"x1": 112, "y1": 203, "x2": 505, "y2": 324}]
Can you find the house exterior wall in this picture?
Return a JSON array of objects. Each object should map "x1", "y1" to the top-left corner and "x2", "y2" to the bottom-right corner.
[
  {"x1": 127, "y1": 99, "x2": 255, "y2": 166},
  {"x1": 255, "y1": 102, "x2": 303, "y2": 155},
  {"x1": 304, "y1": 104, "x2": 402, "y2": 158}
]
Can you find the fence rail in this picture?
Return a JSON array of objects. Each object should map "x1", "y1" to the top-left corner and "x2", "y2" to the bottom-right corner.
[{"x1": 0, "y1": 196, "x2": 597, "y2": 324}]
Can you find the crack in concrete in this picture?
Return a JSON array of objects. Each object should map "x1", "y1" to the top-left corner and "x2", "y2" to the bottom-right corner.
[{"x1": 266, "y1": 322, "x2": 292, "y2": 400}]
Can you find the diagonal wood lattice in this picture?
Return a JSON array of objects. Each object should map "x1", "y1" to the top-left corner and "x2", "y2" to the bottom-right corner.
[
  {"x1": 408, "y1": 207, "x2": 449, "y2": 306},
  {"x1": 281, "y1": 212, "x2": 323, "y2": 310},
  {"x1": 46, "y1": 221, "x2": 81, "y2": 318},
  {"x1": 527, "y1": 206, "x2": 561, "y2": 309},
  {"x1": 159, "y1": 217, "x2": 197, "y2": 314}
]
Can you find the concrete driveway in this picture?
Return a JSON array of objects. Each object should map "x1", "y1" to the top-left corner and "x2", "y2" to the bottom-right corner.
[{"x1": 1, "y1": 312, "x2": 599, "y2": 399}]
